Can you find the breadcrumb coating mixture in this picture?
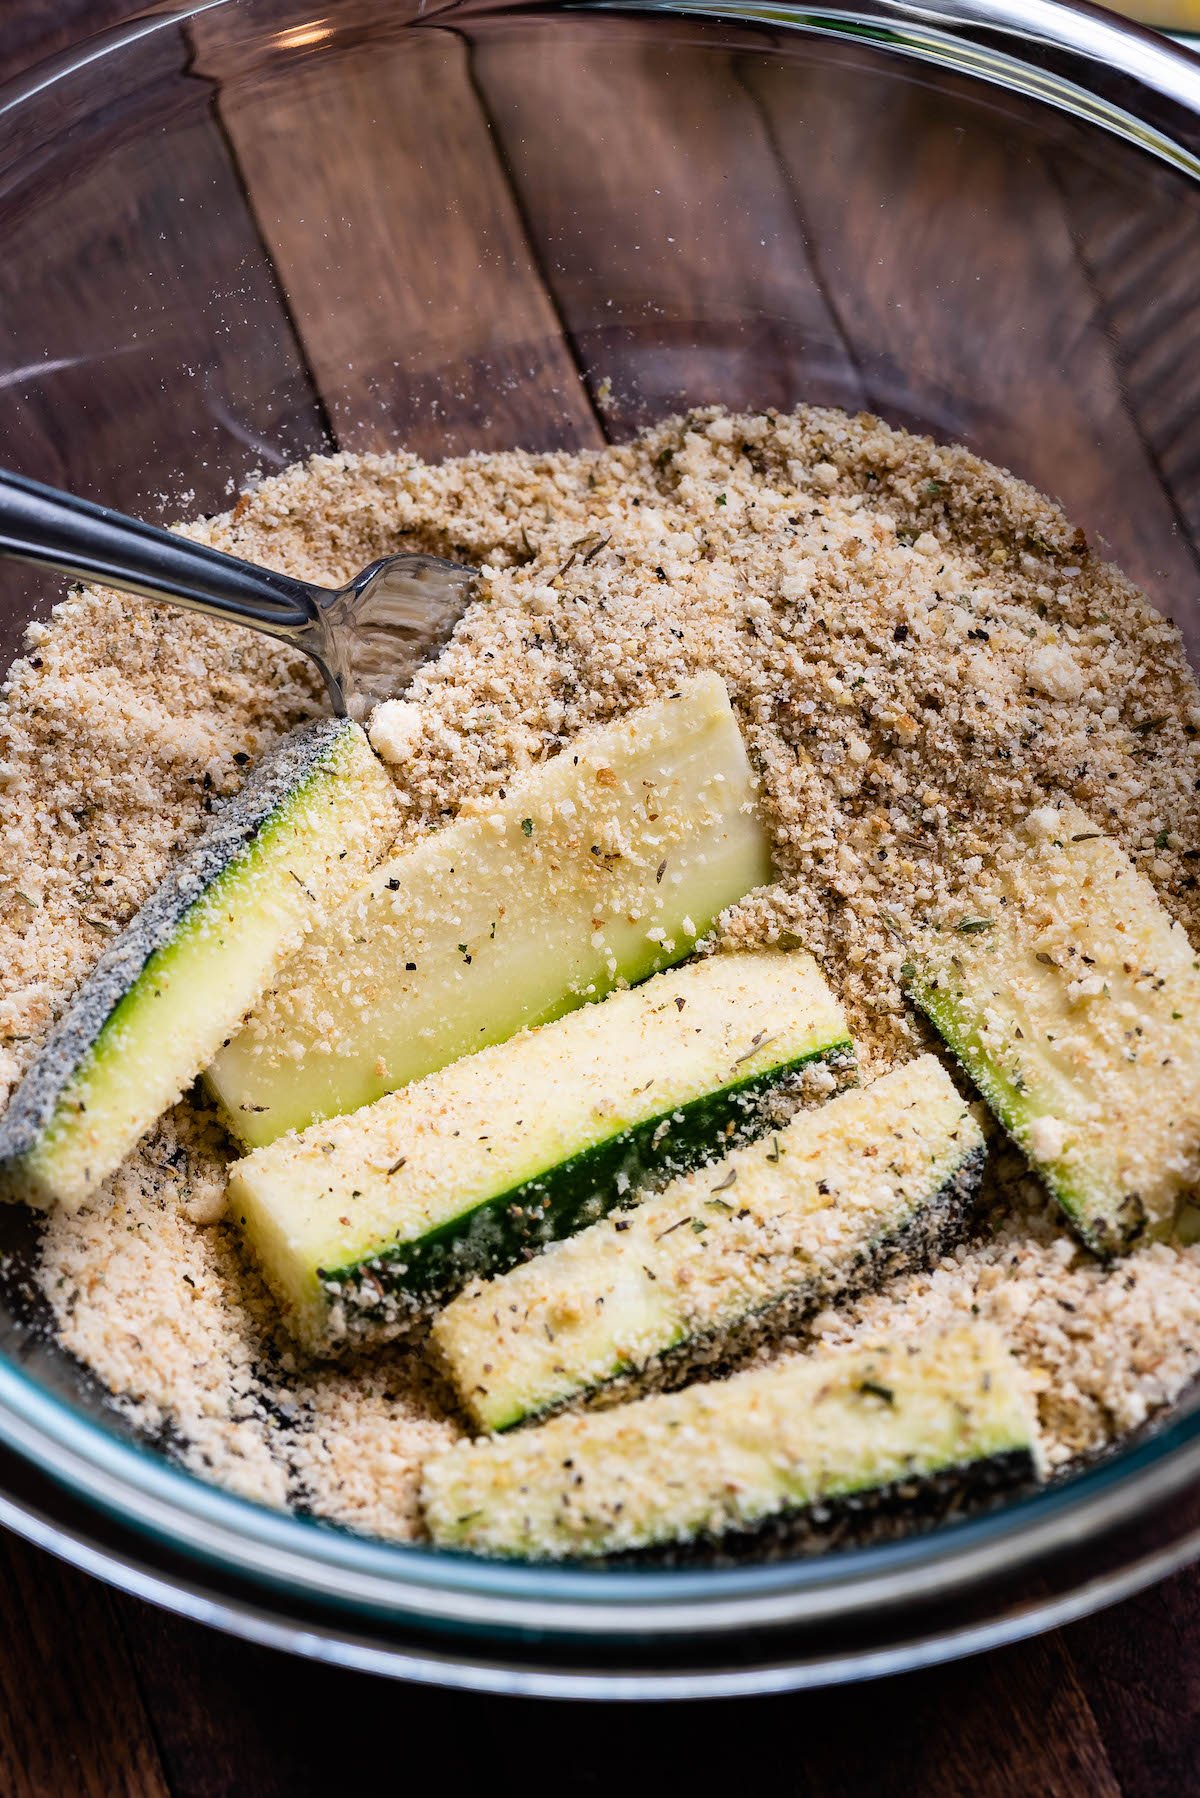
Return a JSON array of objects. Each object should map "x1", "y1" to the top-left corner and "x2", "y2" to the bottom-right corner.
[{"x1": 5, "y1": 404, "x2": 1200, "y2": 1540}]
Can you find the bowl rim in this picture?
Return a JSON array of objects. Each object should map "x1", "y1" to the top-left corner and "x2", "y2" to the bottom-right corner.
[
  {"x1": 2, "y1": 0, "x2": 1200, "y2": 1680},
  {"x1": 6, "y1": 1341, "x2": 1200, "y2": 1640}
]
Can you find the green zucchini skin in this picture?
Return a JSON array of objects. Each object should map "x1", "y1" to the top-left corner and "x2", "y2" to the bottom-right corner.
[
  {"x1": 616, "y1": 1444, "x2": 1038, "y2": 1568},
  {"x1": 420, "y1": 1323, "x2": 1042, "y2": 1561},
  {"x1": 912, "y1": 978, "x2": 1116, "y2": 1241},
  {"x1": 210, "y1": 672, "x2": 775, "y2": 1147},
  {"x1": 320, "y1": 1044, "x2": 853, "y2": 1334},
  {"x1": 511, "y1": 1142, "x2": 986, "y2": 1430},
  {"x1": 904, "y1": 807, "x2": 1200, "y2": 1256},
  {"x1": 433, "y1": 1053, "x2": 985, "y2": 1431},
  {"x1": 0, "y1": 720, "x2": 397, "y2": 1209},
  {"x1": 231, "y1": 946, "x2": 854, "y2": 1350}
]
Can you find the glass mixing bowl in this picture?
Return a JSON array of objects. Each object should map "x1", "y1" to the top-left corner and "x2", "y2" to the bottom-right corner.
[{"x1": 1, "y1": 0, "x2": 1200, "y2": 1698}]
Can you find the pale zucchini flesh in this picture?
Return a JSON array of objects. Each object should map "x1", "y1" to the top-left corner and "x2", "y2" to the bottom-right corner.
[
  {"x1": 209, "y1": 673, "x2": 773, "y2": 1147},
  {"x1": 908, "y1": 808, "x2": 1200, "y2": 1254},
  {"x1": 434, "y1": 1054, "x2": 985, "y2": 1431},
  {"x1": 421, "y1": 1324, "x2": 1040, "y2": 1560},
  {"x1": 227, "y1": 948, "x2": 853, "y2": 1350},
  {"x1": 0, "y1": 720, "x2": 398, "y2": 1210}
]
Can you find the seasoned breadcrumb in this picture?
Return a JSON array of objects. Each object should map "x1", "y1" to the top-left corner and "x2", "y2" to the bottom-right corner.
[{"x1": 3, "y1": 403, "x2": 1199, "y2": 1542}]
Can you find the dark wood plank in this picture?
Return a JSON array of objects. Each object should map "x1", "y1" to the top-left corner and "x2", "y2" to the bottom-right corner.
[
  {"x1": 0, "y1": 0, "x2": 135, "y2": 85},
  {"x1": 189, "y1": 18, "x2": 605, "y2": 458},
  {"x1": 115, "y1": 1594, "x2": 301, "y2": 1798},
  {"x1": 0, "y1": 1533, "x2": 169, "y2": 1798},
  {"x1": 0, "y1": 12, "x2": 1198, "y2": 1796},
  {"x1": 797, "y1": 1631, "x2": 1119, "y2": 1798},
  {"x1": 1065, "y1": 1559, "x2": 1200, "y2": 1796},
  {"x1": 0, "y1": 24, "x2": 330, "y2": 538},
  {"x1": 466, "y1": 13, "x2": 868, "y2": 436},
  {"x1": 112, "y1": 1566, "x2": 1123, "y2": 1798},
  {"x1": 743, "y1": 48, "x2": 1200, "y2": 616},
  {"x1": 1051, "y1": 154, "x2": 1200, "y2": 637}
]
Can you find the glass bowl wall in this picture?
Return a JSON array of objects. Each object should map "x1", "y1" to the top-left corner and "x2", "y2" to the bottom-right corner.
[{"x1": 0, "y1": 0, "x2": 1199, "y2": 1695}]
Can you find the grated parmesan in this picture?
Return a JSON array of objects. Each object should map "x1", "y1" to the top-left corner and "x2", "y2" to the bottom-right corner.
[{"x1": 3, "y1": 402, "x2": 1199, "y2": 1540}]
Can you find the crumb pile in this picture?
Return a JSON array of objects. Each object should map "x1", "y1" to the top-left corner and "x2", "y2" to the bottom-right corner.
[{"x1": 4, "y1": 404, "x2": 1200, "y2": 1539}]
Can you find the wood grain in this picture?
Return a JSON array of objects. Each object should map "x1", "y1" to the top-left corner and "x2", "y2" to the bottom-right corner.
[
  {"x1": 797, "y1": 1630, "x2": 1120, "y2": 1798},
  {"x1": 0, "y1": 19, "x2": 330, "y2": 641},
  {"x1": 467, "y1": 14, "x2": 868, "y2": 437},
  {"x1": 190, "y1": 19, "x2": 605, "y2": 458},
  {"x1": 105, "y1": 1573, "x2": 1124, "y2": 1798},
  {"x1": 743, "y1": 48, "x2": 1200, "y2": 617},
  {"x1": 0, "y1": 1533, "x2": 168, "y2": 1798},
  {"x1": 1068, "y1": 1571, "x2": 1200, "y2": 1794},
  {"x1": 0, "y1": 0, "x2": 137, "y2": 85},
  {"x1": 1050, "y1": 151, "x2": 1200, "y2": 646},
  {"x1": 0, "y1": 23, "x2": 328, "y2": 533},
  {"x1": 0, "y1": 7, "x2": 1199, "y2": 1795},
  {"x1": 101, "y1": 1561, "x2": 1143, "y2": 1798}
]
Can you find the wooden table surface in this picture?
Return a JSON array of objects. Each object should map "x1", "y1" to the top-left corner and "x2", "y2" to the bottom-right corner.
[{"x1": 1, "y1": 3, "x2": 1199, "y2": 1792}]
